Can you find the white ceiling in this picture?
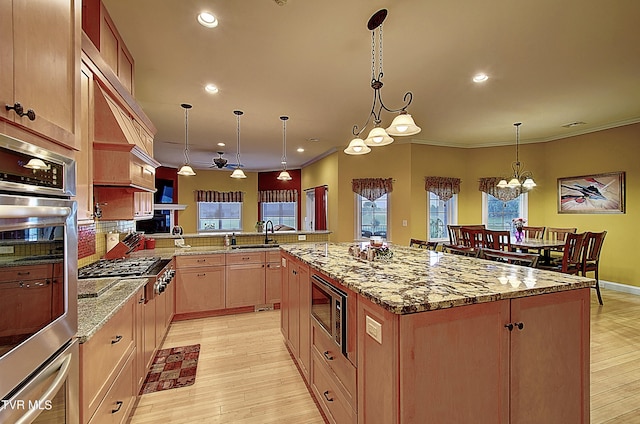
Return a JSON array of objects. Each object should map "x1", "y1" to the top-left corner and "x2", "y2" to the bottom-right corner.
[{"x1": 102, "y1": 0, "x2": 640, "y2": 173}]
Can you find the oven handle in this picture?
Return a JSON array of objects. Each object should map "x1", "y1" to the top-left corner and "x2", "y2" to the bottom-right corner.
[
  {"x1": 0, "y1": 205, "x2": 71, "y2": 219},
  {"x1": 14, "y1": 351, "x2": 73, "y2": 424}
]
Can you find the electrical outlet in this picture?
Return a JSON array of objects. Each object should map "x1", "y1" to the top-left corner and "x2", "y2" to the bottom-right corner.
[
  {"x1": 0, "y1": 246, "x2": 14, "y2": 254},
  {"x1": 402, "y1": 219, "x2": 408, "y2": 227},
  {"x1": 366, "y1": 316, "x2": 383, "y2": 344},
  {"x1": 298, "y1": 234, "x2": 307, "y2": 241}
]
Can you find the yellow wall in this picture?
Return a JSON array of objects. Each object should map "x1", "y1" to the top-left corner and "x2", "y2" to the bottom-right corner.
[
  {"x1": 302, "y1": 123, "x2": 639, "y2": 287},
  {"x1": 176, "y1": 169, "x2": 258, "y2": 233}
]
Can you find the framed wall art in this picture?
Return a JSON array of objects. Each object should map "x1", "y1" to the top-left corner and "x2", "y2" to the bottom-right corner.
[{"x1": 558, "y1": 171, "x2": 625, "y2": 214}]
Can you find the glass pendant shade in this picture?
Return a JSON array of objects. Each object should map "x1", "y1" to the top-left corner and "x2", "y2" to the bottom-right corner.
[
  {"x1": 277, "y1": 170, "x2": 292, "y2": 181},
  {"x1": 364, "y1": 126, "x2": 394, "y2": 146},
  {"x1": 507, "y1": 177, "x2": 521, "y2": 187},
  {"x1": 497, "y1": 179, "x2": 509, "y2": 188},
  {"x1": 522, "y1": 178, "x2": 537, "y2": 189},
  {"x1": 386, "y1": 113, "x2": 421, "y2": 136},
  {"x1": 344, "y1": 138, "x2": 371, "y2": 155},
  {"x1": 177, "y1": 164, "x2": 196, "y2": 176},
  {"x1": 230, "y1": 168, "x2": 246, "y2": 179},
  {"x1": 24, "y1": 158, "x2": 49, "y2": 170}
]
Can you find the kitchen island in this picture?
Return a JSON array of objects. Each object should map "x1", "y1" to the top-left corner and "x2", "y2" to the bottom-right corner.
[{"x1": 280, "y1": 243, "x2": 594, "y2": 424}]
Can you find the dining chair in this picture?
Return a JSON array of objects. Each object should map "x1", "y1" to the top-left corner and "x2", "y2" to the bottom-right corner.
[
  {"x1": 581, "y1": 231, "x2": 607, "y2": 305},
  {"x1": 539, "y1": 232, "x2": 586, "y2": 275},
  {"x1": 483, "y1": 229, "x2": 511, "y2": 251},
  {"x1": 410, "y1": 238, "x2": 439, "y2": 250},
  {"x1": 545, "y1": 227, "x2": 578, "y2": 261},
  {"x1": 478, "y1": 248, "x2": 540, "y2": 268},
  {"x1": 447, "y1": 225, "x2": 463, "y2": 246},
  {"x1": 460, "y1": 227, "x2": 485, "y2": 249},
  {"x1": 522, "y1": 226, "x2": 545, "y2": 240}
]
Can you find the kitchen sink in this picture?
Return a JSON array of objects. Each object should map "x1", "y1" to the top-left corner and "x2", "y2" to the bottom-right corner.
[{"x1": 231, "y1": 244, "x2": 279, "y2": 249}]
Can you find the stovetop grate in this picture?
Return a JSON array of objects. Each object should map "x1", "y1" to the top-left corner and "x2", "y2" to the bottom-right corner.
[{"x1": 78, "y1": 257, "x2": 161, "y2": 279}]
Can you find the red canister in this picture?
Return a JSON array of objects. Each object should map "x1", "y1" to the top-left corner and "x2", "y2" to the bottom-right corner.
[{"x1": 145, "y1": 238, "x2": 156, "y2": 249}]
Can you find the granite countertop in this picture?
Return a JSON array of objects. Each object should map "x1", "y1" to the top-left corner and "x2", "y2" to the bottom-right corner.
[
  {"x1": 280, "y1": 242, "x2": 595, "y2": 315},
  {"x1": 77, "y1": 278, "x2": 148, "y2": 343}
]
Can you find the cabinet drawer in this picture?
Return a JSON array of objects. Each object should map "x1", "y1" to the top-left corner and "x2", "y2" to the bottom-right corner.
[
  {"x1": 226, "y1": 251, "x2": 265, "y2": 265},
  {"x1": 87, "y1": 350, "x2": 135, "y2": 424},
  {"x1": 311, "y1": 350, "x2": 357, "y2": 424},
  {"x1": 266, "y1": 250, "x2": 281, "y2": 262},
  {"x1": 81, "y1": 296, "x2": 135, "y2": 421},
  {"x1": 0, "y1": 264, "x2": 53, "y2": 283},
  {"x1": 312, "y1": 321, "x2": 356, "y2": 405},
  {"x1": 176, "y1": 254, "x2": 225, "y2": 268}
]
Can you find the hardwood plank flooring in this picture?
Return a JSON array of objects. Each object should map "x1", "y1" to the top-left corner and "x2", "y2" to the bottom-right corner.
[{"x1": 129, "y1": 289, "x2": 640, "y2": 423}]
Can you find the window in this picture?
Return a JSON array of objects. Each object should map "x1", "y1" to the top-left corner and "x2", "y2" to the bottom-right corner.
[
  {"x1": 428, "y1": 193, "x2": 457, "y2": 241},
  {"x1": 356, "y1": 193, "x2": 388, "y2": 239},
  {"x1": 482, "y1": 193, "x2": 528, "y2": 231},
  {"x1": 261, "y1": 202, "x2": 297, "y2": 229},
  {"x1": 198, "y1": 202, "x2": 242, "y2": 231}
]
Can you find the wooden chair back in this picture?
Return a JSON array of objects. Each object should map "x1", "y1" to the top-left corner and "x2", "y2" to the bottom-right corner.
[
  {"x1": 483, "y1": 230, "x2": 511, "y2": 251},
  {"x1": 478, "y1": 248, "x2": 540, "y2": 268},
  {"x1": 460, "y1": 227, "x2": 485, "y2": 249},
  {"x1": 447, "y1": 225, "x2": 463, "y2": 245},
  {"x1": 546, "y1": 227, "x2": 577, "y2": 242},
  {"x1": 522, "y1": 226, "x2": 545, "y2": 240},
  {"x1": 560, "y1": 232, "x2": 587, "y2": 275},
  {"x1": 410, "y1": 239, "x2": 439, "y2": 250}
]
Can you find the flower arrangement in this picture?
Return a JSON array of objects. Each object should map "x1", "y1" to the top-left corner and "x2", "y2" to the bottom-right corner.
[{"x1": 512, "y1": 218, "x2": 526, "y2": 241}]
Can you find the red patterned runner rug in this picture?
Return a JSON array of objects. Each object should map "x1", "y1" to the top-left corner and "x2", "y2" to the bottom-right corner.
[{"x1": 140, "y1": 344, "x2": 200, "y2": 394}]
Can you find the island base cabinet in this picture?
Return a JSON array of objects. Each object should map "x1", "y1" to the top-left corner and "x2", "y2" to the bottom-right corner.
[{"x1": 311, "y1": 349, "x2": 357, "y2": 424}]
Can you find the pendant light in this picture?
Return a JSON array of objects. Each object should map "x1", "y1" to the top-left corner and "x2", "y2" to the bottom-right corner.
[
  {"x1": 497, "y1": 122, "x2": 536, "y2": 189},
  {"x1": 177, "y1": 103, "x2": 196, "y2": 176},
  {"x1": 230, "y1": 110, "x2": 247, "y2": 179},
  {"x1": 345, "y1": 9, "x2": 421, "y2": 155},
  {"x1": 277, "y1": 115, "x2": 292, "y2": 181}
]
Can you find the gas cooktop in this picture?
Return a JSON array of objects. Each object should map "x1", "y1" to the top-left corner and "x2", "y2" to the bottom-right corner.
[{"x1": 78, "y1": 257, "x2": 163, "y2": 279}]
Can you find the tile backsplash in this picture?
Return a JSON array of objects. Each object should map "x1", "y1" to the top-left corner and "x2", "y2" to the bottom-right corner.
[{"x1": 78, "y1": 220, "x2": 135, "y2": 268}]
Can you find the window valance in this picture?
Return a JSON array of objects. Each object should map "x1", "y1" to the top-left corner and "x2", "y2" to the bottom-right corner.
[
  {"x1": 195, "y1": 190, "x2": 244, "y2": 202},
  {"x1": 424, "y1": 176, "x2": 461, "y2": 201},
  {"x1": 352, "y1": 178, "x2": 393, "y2": 202},
  {"x1": 258, "y1": 189, "x2": 298, "y2": 202},
  {"x1": 478, "y1": 177, "x2": 528, "y2": 202}
]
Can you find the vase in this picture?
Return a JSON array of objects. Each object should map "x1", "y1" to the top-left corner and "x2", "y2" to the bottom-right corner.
[{"x1": 515, "y1": 230, "x2": 524, "y2": 242}]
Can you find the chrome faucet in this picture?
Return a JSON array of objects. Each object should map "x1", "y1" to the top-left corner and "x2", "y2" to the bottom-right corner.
[{"x1": 264, "y1": 220, "x2": 274, "y2": 244}]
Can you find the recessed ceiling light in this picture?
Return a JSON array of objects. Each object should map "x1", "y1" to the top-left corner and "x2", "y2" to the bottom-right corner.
[
  {"x1": 205, "y1": 84, "x2": 219, "y2": 94},
  {"x1": 197, "y1": 12, "x2": 218, "y2": 28},
  {"x1": 472, "y1": 73, "x2": 489, "y2": 83},
  {"x1": 297, "y1": 148, "x2": 305, "y2": 153},
  {"x1": 217, "y1": 142, "x2": 225, "y2": 147}
]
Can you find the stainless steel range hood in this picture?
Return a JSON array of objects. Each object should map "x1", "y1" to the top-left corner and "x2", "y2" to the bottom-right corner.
[{"x1": 93, "y1": 82, "x2": 159, "y2": 191}]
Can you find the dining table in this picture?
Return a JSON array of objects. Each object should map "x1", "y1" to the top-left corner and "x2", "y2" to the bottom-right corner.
[{"x1": 510, "y1": 238, "x2": 566, "y2": 265}]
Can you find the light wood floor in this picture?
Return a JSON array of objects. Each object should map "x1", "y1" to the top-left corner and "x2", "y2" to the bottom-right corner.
[{"x1": 129, "y1": 289, "x2": 640, "y2": 423}]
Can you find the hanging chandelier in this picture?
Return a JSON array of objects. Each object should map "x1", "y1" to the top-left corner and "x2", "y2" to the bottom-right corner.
[
  {"x1": 277, "y1": 115, "x2": 292, "y2": 181},
  {"x1": 344, "y1": 9, "x2": 421, "y2": 156},
  {"x1": 497, "y1": 122, "x2": 536, "y2": 189},
  {"x1": 177, "y1": 103, "x2": 196, "y2": 176},
  {"x1": 230, "y1": 110, "x2": 247, "y2": 179}
]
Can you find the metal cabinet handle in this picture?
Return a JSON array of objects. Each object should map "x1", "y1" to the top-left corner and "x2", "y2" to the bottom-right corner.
[
  {"x1": 111, "y1": 335, "x2": 123, "y2": 344},
  {"x1": 323, "y1": 351, "x2": 334, "y2": 361},
  {"x1": 6, "y1": 102, "x2": 36, "y2": 120},
  {"x1": 504, "y1": 322, "x2": 524, "y2": 331},
  {"x1": 514, "y1": 322, "x2": 524, "y2": 330},
  {"x1": 323, "y1": 390, "x2": 334, "y2": 402},
  {"x1": 111, "y1": 400, "x2": 123, "y2": 414},
  {"x1": 504, "y1": 323, "x2": 514, "y2": 331}
]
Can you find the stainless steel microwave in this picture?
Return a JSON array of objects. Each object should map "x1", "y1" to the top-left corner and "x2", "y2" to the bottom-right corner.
[{"x1": 310, "y1": 273, "x2": 348, "y2": 357}]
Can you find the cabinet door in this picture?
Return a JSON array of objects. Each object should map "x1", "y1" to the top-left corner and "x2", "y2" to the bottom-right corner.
[
  {"x1": 0, "y1": 1, "x2": 13, "y2": 123},
  {"x1": 11, "y1": 0, "x2": 80, "y2": 149},
  {"x1": 134, "y1": 289, "x2": 145, "y2": 391},
  {"x1": 154, "y1": 291, "x2": 167, "y2": 347},
  {"x1": 175, "y1": 267, "x2": 225, "y2": 313},
  {"x1": 297, "y1": 264, "x2": 311, "y2": 379},
  {"x1": 134, "y1": 191, "x2": 153, "y2": 219},
  {"x1": 280, "y1": 256, "x2": 290, "y2": 339},
  {"x1": 225, "y1": 263, "x2": 266, "y2": 308},
  {"x1": 143, "y1": 295, "x2": 156, "y2": 371},
  {"x1": 287, "y1": 263, "x2": 300, "y2": 356},
  {"x1": 265, "y1": 261, "x2": 282, "y2": 304},
  {"x1": 510, "y1": 288, "x2": 590, "y2": 424},
  {"x1": 399, "y1": 300, "x2": 510, "y2": 424}
]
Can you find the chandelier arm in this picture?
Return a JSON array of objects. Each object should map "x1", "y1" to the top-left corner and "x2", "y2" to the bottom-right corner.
[
  {"x1": 377, "y1": 90, "x2": 414, "y2": 114},
  {"x1": 352, "y1": 88, "x2": 381, "y2": 137}
]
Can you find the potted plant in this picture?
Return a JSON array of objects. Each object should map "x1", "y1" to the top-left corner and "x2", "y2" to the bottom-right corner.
[{"x1": 255, "y1": 221, "x2": 265, "y2": 233}]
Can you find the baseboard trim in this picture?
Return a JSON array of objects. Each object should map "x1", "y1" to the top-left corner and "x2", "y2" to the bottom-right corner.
[{"x1": 600, "y1": 280, "x2": 640, "y2": 296}]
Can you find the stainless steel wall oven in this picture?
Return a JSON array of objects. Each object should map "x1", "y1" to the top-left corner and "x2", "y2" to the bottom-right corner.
[{"x1": 0, "y1": 134, "x2": 78, "y2": 423}]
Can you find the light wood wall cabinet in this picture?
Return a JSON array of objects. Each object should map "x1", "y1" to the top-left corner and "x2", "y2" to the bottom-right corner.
[
  {"x1": 0, "y1": 0, "x2": 81, "y2": 150},
  {"x1": 175, "y1": 255, "x2": 226, "y2": 315},
  {"x1": 93, "y1": 187, "x2": 153, "y2": 221},
  {"x1": 226, "y1": 252, "x2": 266, "y2": 308},
  {"x1": 80, "y1": 293, "x2": 136, "y2": 424},
  {"x1": 357, "y1": 288, "x2": 590, "y2": 424}
]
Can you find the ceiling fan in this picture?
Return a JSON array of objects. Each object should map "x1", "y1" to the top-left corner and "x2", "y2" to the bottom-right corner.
[{"x1": 209, "y1": 151, "x2": 243, "y2": 170}]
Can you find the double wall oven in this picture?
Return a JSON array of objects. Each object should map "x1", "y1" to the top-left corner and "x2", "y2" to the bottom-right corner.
[{"x1": 0, "y1": 135, "x2": 78, "y2": 423}]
